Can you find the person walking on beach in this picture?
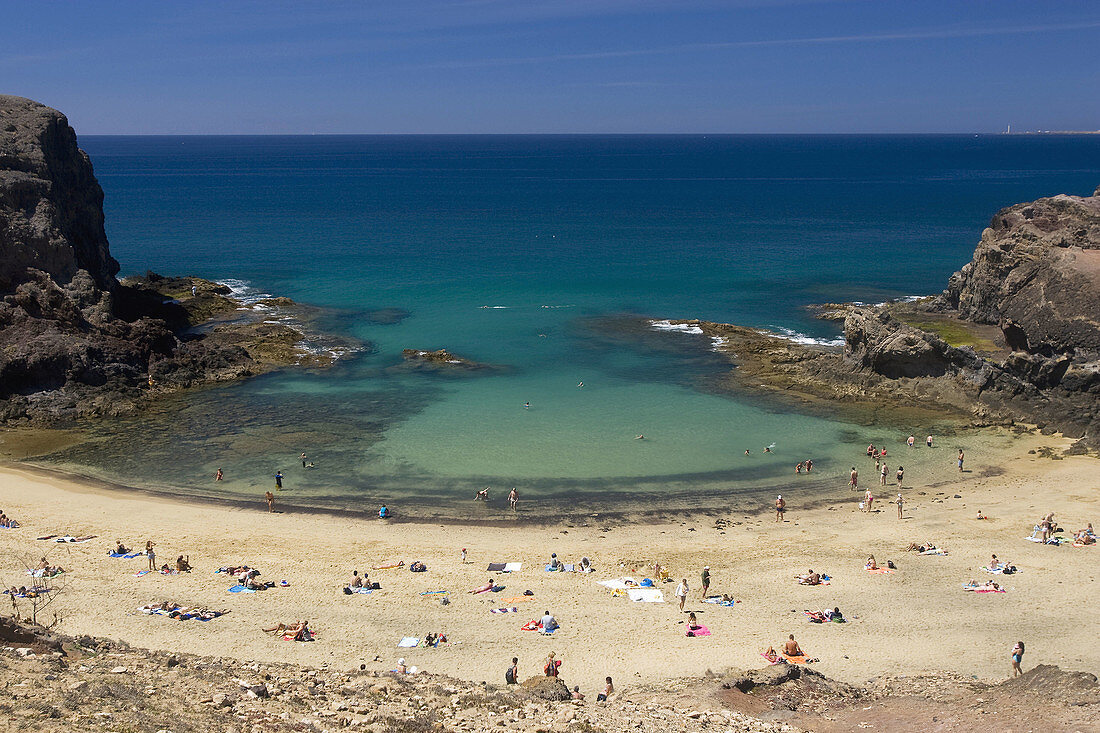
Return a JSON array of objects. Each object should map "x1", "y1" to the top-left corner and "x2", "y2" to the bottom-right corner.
[
  {"x1": 509, "y1": 487, "x2": 518, "y2": 511},
  {"x1": 460, "y1": 548, "x2": 467, "y2": 564},
  {"x1": 775, "y1": 494, "x2": 786, "y2": 522},
  {"x1": 896, "y1": 465, "x2": 904, "y2": 488},
  {"x1": 300, "y1": 452, "x2": 307, "y2": 468},
  {"x1": 274, "y1": 471, "x2": 283, "y2": 490},
  {"x1": 927, "y1": 434, "x2": 934, "y2": 448},
  {"x1": 146, "y1": 540, "x2": 156, "y2": 571},
  {"x1": 880, "y1": 463, "x2": 888, "y2": 486},
  {"x1": 505, "y1": 657, "x2": 518, "y2": 684},
  {"x1": 675, "y1": 579, "x2": 689, "y2": 611},
  {"x1": 214, "y1": 468, "x2": 223, "y2": 482},
  {"x1": 895, "y1": 493, "x2": 904, "y2": 519},
  {"x1": 265, "y1": 491, "x2": 275, "y2": 512},
  {"x1": 865, "y1": 489, "x2": 874, "y2": 513},
  {"x1": 958, "y1": 449, "x2": 965, "y2": 472},
  {"x1": 849, "y1": 467, "x2": 858, "y2": 489},
  {"x1": 1011, "y1": 641, "x2": 1024, "y2": 677},
  {"x1": 700, "y1": 566, "x2": 711, "y2": 598}
]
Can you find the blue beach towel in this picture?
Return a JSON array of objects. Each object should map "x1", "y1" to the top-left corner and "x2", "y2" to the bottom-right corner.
[
  {"x1": 109, "y1": 552, "x2": 143, "y2": 559},
  {"x1": 228, "y1": 585, "x2": 256, "y2": 593}
]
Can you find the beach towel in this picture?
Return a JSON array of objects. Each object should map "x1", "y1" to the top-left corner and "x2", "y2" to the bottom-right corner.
[
  {"x1": 500, "y1": 597, "x2": 531, "y2": 604},
  {"x1": 487, "y1": 563, "x2": 506, "y2": 572},
  {"x1": 799, "y1": 579, "x2": 831, "y2": 586},
  {"x1": 919, "y1": 548, "x2": 947, "y2": 555},
  {"x1": 490, "y1": 607, "x2": 519, "y2": 614},
  {"x1": 639, "y1": 578, "x2": 654, "y2": 587},
  {"x1": 397, "y1": 636, "x2": 420, "y2": 647},
  {"x1": 133, "y1": 570, "x2": 151, "y2": 577},
  {"x1": 970, "y1": 587, "x2": 1006, "y2": 593},
  {"x1": 420, "y1": 590, "x2": 448, "y2": 596},
  {"x1": 26, "y1": 569, "x2": 64, "y2": 578},
  {"x1": 283, "y1": 630, "x2": 314, "y2": 642},
  {"x1": 108, "y1": 552, "x2": 143, "y2": 559},
  {"x1": 1024, "y1": 536, "x2": 1061, "y2": 545},
  {"x1": 703, "y1": 597, "x2": 738, "y2": 607},
  {"x1": 563, "y1": 563, "x2": 575, "y2": 572},
  {"x1": 865, "y1": 568, "x2": 895, "y2": 574},
  {"x1": 4, "y1": 588, "x2": 51, "y2": 598},
  {"x1": 521, "y1": 620, "x2": 540, "y2": 631},
  {"x1": 783, "y1": 653, "x2": 809, "y2": 664},
  {"x1": 545, "y1": 564, "x2": 560, "y2": 572},
  {"x1": 48, "y1": 535, "x2": 96, "y2": 543},
  {"x1": 346, "y1": 587, "x2": 373, "y2": 595},
  {"x1": 760, "y1": 652, "x2": 781, "y2": 665},
  {"x1": 373, "y1": 561, "x2": 405, "y2": 570},
  {"x1": 981, "y1": 566, "x2": 1020, "y2": 575},
  {"x1": 685, "y1": 624, "x2": 711, "y2": 637},
  {"x1": 503, "y1": 562, "x2": 522, "y2": 573},
  {"x1": 625, "y1": 587, "x2": 664, "y2": 603},
  {"x1": 596, "y1": 578, "x2": 636, "y2": 591},
  {"x1": 228, "y1": 585, "x2": 256, "y2": 593}
]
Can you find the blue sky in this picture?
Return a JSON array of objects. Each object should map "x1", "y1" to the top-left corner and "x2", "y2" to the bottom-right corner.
[{"x1": 2, "y1": 0, "x2": 1098, "y2": 133}]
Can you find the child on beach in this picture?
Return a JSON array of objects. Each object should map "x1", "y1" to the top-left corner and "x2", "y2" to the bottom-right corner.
[
  {"x1": 1012, "y1": 641, "x2": 1025, "y2": 677},
  {"x1": 775, "y1": 495, "x2": 786, "y2": 522}
]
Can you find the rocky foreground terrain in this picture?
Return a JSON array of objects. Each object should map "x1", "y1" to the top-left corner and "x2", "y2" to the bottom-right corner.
[
  {"x1": 2, "y1": 618, "x2": 1096, "y2": 732},
  {"x1": 0, "y1": 95, "x2": 353, "y2": 425}
]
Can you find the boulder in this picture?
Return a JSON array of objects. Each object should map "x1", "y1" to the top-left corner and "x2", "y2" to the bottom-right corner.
[{"x1": 520, "y1": 676, "x2": 571, "y2": 701}]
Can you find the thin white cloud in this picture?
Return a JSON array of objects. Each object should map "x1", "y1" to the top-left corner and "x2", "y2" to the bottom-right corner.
[{"x1": 415, "y1": 19, "x2": 1100, "y2": 70}]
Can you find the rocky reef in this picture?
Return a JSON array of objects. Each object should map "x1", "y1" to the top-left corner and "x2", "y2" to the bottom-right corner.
[
  {"x1": 678, "y1": 185, "x2": 1100, "y2": 450},
  {"x1": 0, "y1": 95, "x2": 351, "y2": 424},
  {"x1": 398, "y1": 348, "x2": 505, "y2": 374}
]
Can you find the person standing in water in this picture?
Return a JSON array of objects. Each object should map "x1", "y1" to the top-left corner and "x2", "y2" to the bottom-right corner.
[
  {"x1": 880, "y1": 463, "x2": 888, "y2": 486},
  {"x1": 849, "y1": 467, "x2": 858, "y2": 489},
  {"x1": 509, "y1": 487, "x2": 518, "y2": 511},
  {"x1": 214, "y1": 468, "x2": 223, "y2": 482},
  {"x1": 927, "y1": 434, "x2": 934, "y2": 448},
  {"x1": 274, "y1": 471, "x2": 283, "y2": 490},
  {"x1": 896, "y1": 465, "x2": 904, "y2": 488},
  {"x1": 300, "y1": 452, "x2": 307, "y2": 468}
]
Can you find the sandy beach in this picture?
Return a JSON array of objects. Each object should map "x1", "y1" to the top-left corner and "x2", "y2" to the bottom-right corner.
[{"x1": 2, "y1": 431, "x2": 1097, "y2": 698}]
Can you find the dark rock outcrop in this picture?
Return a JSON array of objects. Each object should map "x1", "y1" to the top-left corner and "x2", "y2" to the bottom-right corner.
[
  {"x1": 944, "y1": 187, "x2": 1100, "y2": 356},
  {"x1": 0, "y1": 95, "x2": 346, "y2": 424}
]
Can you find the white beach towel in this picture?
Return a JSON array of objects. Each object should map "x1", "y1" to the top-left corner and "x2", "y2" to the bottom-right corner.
[
  {"x1": 397, "y1": 637, "x2": 419, "y2": 648},
  {"x1": 596, "y1": 578, "x2": 635, "y2": 590},
  {"x1": 625, "y1": 588, "x2": 664, "y2": 603},
  {"x1": 503, "y1": 562, "x2": 522, "y2": 573}
]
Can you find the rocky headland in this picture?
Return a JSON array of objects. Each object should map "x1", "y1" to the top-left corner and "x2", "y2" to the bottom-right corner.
[
  {"x1": 670, "y1": 185, "x2": 1100, "y2": 450},
  {"x1": 0, "y1": 95, "x2": 355, "y2": 424}
]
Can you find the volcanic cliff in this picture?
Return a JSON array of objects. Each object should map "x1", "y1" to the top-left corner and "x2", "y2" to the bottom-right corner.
[
  {"x1": 673, "y1": 185, "x2": 1100, "y2": 450},
  {"x1": 0, "y1": 95, "x2": 343, "y2": 423}
]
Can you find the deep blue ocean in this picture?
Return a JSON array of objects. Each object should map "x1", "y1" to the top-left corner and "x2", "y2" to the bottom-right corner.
[{"x1": 46, "y1": 134, "x2": 1100, "y2": 517}]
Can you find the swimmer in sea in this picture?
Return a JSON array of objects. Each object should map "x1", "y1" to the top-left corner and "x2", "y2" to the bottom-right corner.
[
  {"x1": 524, "y1": 402, "x2": 530, "y2": 409},
  {"x1": 474, "y1": 487, "x2": 490, "y2": 501},
  {"x1": 763, "y1": 447, "x2": 771, "y2": 453},
  {"x1": 744, "y1": 449, "x2": 750, "y2": 455},
  {"x1": 635, "y1": 435, "x2": 645, "y2": 440},
  {"x1": 577, "y1": 382, "x2": 583, "y2": 388}
]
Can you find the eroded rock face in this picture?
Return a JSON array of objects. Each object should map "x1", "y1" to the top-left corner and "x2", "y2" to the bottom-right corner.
[
  {"x1": 0, "y1": 95, "x2": 340, "y2": 423},
  {"x1": 0, "y1": 95, "x2": 118, "y2": 292},
  {"x1": 944, "y1": 187, "x2": 1100, "y2": 356}
]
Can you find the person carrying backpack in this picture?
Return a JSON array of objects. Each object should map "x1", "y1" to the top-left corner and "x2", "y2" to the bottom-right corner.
[{"x1": 505, "y1": 657, "x2": 518, "y2": 684}]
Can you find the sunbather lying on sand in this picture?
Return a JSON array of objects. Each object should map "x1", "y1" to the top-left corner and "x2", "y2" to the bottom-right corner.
[
  {"x1": 470, "y1": 579, "x2": 495, "y2": 594},
  {"x1": 905, "y1": 542, "x2": 938, "y2": 552},
  {"x1": 798, "y1": 569, "x2": 822, "y2": 585},
  {"x1": 762, "y1": 646, "x2": 779, "y2": 663},
  {"x1": 115, "y1": 541, "x2": 131, "y2": 554},
  {"x1": 865, "y1": 556, "x2": 878, "y2": 570},
  {"x1": 264, "y1": 619, "x2": 310, "y2": 640},
  {"x1": 1075, "y1": 530, "x2": 1095, "y2": 545},
  {"x1": 964, "y1": 579, "x2": 1002, "y2": 591}
]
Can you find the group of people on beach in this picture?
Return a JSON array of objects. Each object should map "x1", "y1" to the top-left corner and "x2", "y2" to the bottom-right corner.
[{"x1": 0, "y1": 510, "x2": 19, "y2": 528}]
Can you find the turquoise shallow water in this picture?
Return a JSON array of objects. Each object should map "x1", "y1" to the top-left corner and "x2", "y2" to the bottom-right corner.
[{"x1": 36, "y1": 134, "x2": 1100, "y2": 516}]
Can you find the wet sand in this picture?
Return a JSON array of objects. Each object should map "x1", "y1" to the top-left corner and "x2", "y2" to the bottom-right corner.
[{"x1": 2, "y1": 431, "x2": 1097, "y2": 697}]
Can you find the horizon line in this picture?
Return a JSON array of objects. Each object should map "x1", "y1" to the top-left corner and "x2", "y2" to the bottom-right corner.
[{"x1": 79, "y1": 130, "x2": 1100, "y2": 137}]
